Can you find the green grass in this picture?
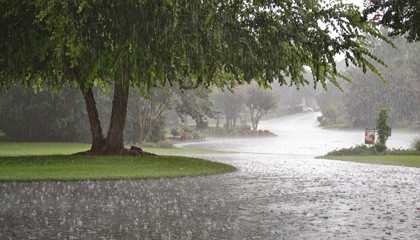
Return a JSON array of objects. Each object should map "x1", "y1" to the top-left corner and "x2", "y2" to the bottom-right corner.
[
  {"x1": 0, "y1": 142, "x2": 236, "y2": 181},
  {"x1": 318, "y1": 155, "x2": 420, "y2": 168},
  {"x1": 0, "y1": 155, "x2": 236, "y2": 181},
  {"x1": 0, "y1": 142, "x2": 229, "y2": 156}
]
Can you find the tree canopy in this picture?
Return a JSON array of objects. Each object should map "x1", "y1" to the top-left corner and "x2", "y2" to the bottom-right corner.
[
  {"x1": 0, "y1": 0, "x2": 390, "y2": 154},
  {"x1": 363, "y1": 0, "x2": 420, "y2": 42}
]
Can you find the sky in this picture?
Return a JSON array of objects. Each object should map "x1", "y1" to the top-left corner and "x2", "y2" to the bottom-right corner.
[{"x1": 346, "y1": 0, "x2": 364, "y2": 9}]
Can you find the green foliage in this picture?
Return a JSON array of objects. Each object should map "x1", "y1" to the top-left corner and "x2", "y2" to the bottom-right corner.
[
  {"x1": 2, "y1": 1, "x2": 390, "y2": 93},
  {"x1": 231, "y1": 125, "x2": 251, "y2": 132},
  {"x1": 144, "y1": 116, "x2": 166, "y2": 143},
  {"x1": 344, "y1": 33, "x2": 420, "y2": 128},
  {"x1": 170, "y1": 127, "x2": 180, "y2": 138},
  {"x1": 212, "y1": 87, "x2": 244, "y2": 131},
  {"x1": 244, "y1": 84, "x2": 278, "y2": 130},
  {"x1": 175, "y1": 88, "x2": 216, "y2": 128},
  {"x1": 0, "y1": 86, "x2": 91, "y2": 142},
  {"x1": 376, "y1": 108, "x2": 389, "y2": 145},
  {"x1": 374, "y1": 142, "x2": 387, "y2": 152},
  {"x1": 323, "y1": 103, "x2": 339, "y2": 123},
  {"x1": 363, "y1": 0, "x2": 420, "y2": 42},
  {"x1": 326, "y1": 145, "x2": 378, "y2": 156},
  {"x1": 326, "y1": 144, "x2": 420, "y2": 156},
  {"x1": 412, "y1": 137, "x2": 420, "y2": 151},
  {"x1": 181, "y1": 125, "x2": 195, "y2": 133},
  {"x1": 1, "y1": 0, "x2": 393, "y2": 150}
]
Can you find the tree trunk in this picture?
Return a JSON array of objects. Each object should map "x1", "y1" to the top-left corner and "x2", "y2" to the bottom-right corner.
[
  {"x1": 105, "y1": 79, "x2": 130, "y2": 153},
  {"x1": 81, "y1": 87, "x2": 105, "y2": 151}
]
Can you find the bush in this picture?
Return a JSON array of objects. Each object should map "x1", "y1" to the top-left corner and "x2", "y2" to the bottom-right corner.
[
  {"x1": 326, "y1": 144, "x2": 377, "y2": 156},
  {"x1": 374, "y1": 142, "x2": 387, "y2": 152},
  {"x1": 170, "y1": 127, "x2": 180, "y2": 138},
  {"x1": 192, "y1": 131, "x2": 200, "y2": 139},
  {"x1": 412, "y1": 137, "x2": 420, "y2": 151},
  {"x1": 181, "y1": 125, "x2": 195, "y2": 133},
  {"x1": 323, "y1": 103, "x2": 339, "y2": 123},
  {"x1": 180, "y1": 132, "x2": 191, "y2": 141},
  {"x1": 326, "y1": 144, "x2": 420, "y2": 156},
  {"x1": 215, "y1": 128, "x2": 227, "y2": 136}
]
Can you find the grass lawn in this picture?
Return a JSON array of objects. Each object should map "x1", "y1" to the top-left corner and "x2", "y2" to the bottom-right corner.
[
  {"x1": 0, "y1": 142, "x2": 236, "y2": 181},
  {"x1": 0, "y1": 142, "x2": 229, "y2": 156},
  {"x1": 318, "y1": 155, "x2": 420, "y2": 168}
]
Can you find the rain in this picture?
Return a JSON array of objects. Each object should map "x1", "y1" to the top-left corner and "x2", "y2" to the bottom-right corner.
[{"x1": 1, "y1": 0, "x2": 420, "y2": 240}]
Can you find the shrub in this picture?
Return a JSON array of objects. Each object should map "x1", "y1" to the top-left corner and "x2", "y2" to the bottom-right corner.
[
  {"x1": 180, "y1": 132, "x2": 191, "y2": 141},
  {"x1": 170, "y1": 127, "x2": 180, "y2": 138},
  {"x1": 230, "y1": 129, "x2": 239, "y2": 136},
  {"x1": 192, "y1": 131, "x2": 200, "y2": 139},
  {"x1": 412, "y1": 137, "x2": 420, "y2": 151},
  {"x1": 374, "y1": 142, "x2": 387, "y2": 152},
  {"x1": 232, "y1": 125, "x2": 251, "y2": 132},
  {"x1": 323, "y1": 103, "x2": 339, "y2": 123},
  {"x1": 181, "y1": 125, "x2": 194, "y2": 133},
  {"x1": 215, "y1": 128, "x2": 227, "y2": 136},
  {"x1": 326, "y1": 144, "x2": 378, "y2": 156},
  {"x1": 239, "y1": 130, "x2": 248, "y2": 136}
]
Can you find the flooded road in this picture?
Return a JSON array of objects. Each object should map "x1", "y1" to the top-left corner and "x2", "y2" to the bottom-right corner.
[{"x1": 1, "y1": 112, "x2": 419, "y2": 239}]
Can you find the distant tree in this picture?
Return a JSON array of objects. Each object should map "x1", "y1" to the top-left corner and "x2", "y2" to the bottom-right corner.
[
  {"x1": 213, "y1": 88, "x2": 244, "y2": 131},
  {"x1": 344, "y1": 32, "x2": 420, "y2": 127},
  {"x1": 244, "y1": 84, "x2": 278, "y2": 130},
  {"x1": 363, "y1": 0, "x2": 420, "y2": 42},
  {"x1": 1, "y1": 1, "x2": 391, "y2": 155},
  {"x1": 137, "y1": 86, "x2": 174, "y2": 145},
  {"x1": 174, "y1": 88, "x2": 216, "y2": 130},
  {"x1": 323, "y1": 103, "x2": 340, "y2": 123},
  {"x1": 0, "y1": 87, "x2": 90, "y2": 142}
]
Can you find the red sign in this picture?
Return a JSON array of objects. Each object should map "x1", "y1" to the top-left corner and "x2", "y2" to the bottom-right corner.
[{"x1": 365, "y1": 130, "x2": 375, "y2": 145}]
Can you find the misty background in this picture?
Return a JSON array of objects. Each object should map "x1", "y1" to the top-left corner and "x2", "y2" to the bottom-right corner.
[{"x1": 1, "y1": 31, "x2": 419, "y2": 144}]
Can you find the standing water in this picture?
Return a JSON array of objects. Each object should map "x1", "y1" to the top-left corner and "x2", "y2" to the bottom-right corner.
[{"x1": 1, "y1": 112, "x2": 419, "y2": 239}]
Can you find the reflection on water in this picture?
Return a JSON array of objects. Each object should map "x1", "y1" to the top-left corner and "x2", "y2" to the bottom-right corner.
[{"x1": 1, "y1": 112, "x2": 419, "y2": 239}]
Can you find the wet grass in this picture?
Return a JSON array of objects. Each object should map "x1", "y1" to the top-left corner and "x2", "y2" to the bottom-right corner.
[
  {"x1": 0, "y1": 142, "x2": 228, "y2": 156},
  {"x1": 0, "y1": 155, "x2": 236, "y2": 181},
  {"x1": 0, "y1": 142, "x2": 236, "y2": 181},
  {"x1": 318, "y1": 155, "x2": 420, "y2": 168}
]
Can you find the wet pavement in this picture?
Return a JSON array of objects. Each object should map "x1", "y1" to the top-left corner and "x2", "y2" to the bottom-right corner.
[{"x1": 1, "y1": 112, "x2": 419, "y2": 239}]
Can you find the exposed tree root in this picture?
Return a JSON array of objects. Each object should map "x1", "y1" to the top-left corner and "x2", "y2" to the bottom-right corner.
[{"x1": 74, "y1": 146, "x2": 157, "y2": 156}]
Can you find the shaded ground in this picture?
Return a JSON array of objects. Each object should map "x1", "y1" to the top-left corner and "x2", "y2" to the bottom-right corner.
[{"x1": 1, "y1": 113, "x2": 419, "y2": 239}]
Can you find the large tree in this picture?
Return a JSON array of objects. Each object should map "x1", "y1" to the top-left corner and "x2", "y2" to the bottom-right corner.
[{"x1": 1, "y1": 0, "x2": 389, "y2": 155}]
